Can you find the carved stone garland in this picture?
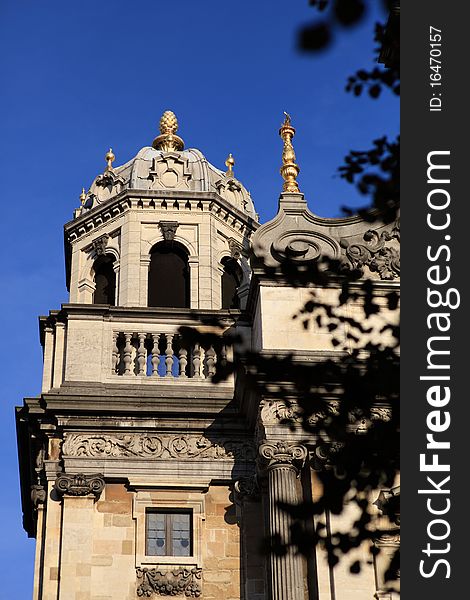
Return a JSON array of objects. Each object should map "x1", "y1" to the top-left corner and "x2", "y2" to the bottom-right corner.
[{"x1": 136, "y1": 567, "x2": 202, "y2": 597}]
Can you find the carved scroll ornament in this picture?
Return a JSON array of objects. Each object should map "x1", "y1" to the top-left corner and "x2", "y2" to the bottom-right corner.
[
  {"x1": 137, "y1": 567, "x2": 202, "y2": 597},
  {"x1": 63, "y1": 433, "x2": 256, "y2": 462},
  {"x1": 54, "y1": 473, "x2": 105, "y2": 498},
  {"x1": 341, "y1": 222, "x2": 400, "y2": 280},
  {"x1": 259, "y1": 441, "x2": 307, "y2": 471}
]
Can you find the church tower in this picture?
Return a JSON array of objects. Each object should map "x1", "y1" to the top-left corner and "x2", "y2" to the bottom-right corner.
[
  {"x1": 17, "y1": 111, "x2": 399, "y2": 600},
  {"x1": 17, "y1": 111, "x2": 264, "y2": 600}
]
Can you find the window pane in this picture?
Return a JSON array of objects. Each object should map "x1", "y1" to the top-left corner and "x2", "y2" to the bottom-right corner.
[
  {"x1": 170, "y1": 513, "x2": 191, "y2": 556},
  {"x1": 146, "y1": 513, "x2": 166, "y2": 556}
]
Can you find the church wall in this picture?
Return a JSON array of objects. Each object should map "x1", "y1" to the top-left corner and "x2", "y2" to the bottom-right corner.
[
  {"x1": 36, "y1": 482, "x2": 245, "y2": 600},
  {"x1": 255, "y1": 284, "x2": 399, "y2": 353}
]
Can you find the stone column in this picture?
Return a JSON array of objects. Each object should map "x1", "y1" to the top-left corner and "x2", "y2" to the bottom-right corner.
[{"x1": 259, "y1": 441, "x2": 307, "y2": 600}]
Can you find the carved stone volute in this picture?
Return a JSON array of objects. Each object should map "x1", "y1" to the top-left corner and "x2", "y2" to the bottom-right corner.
[
  {"x1": 54, "y1": 473, "x2": 105, "y2": 498},
  {"x1": 259, "y1": 441, "x2": 307, "y2": 474}
]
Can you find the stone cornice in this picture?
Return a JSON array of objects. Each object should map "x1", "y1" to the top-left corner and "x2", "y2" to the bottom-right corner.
[
  {"x1": 39, "y1": 304, "x2": 248, "y2": 347},
  {"x1": 65, "y1": 189, "x2": 258, "y2": 244}
]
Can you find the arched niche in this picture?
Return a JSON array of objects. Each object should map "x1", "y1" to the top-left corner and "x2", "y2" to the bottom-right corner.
[
  {"x1": 221, "y1": 256, "x2": 242, "y2": 309},
  {"x1": 148, "y1": 241, "x2": 190, "y2": 308},
  {"x1": 92, "y1": 254, "x2": 116, "y2": 305}
]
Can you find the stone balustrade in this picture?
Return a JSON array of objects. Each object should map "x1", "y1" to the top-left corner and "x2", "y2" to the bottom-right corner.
[{"x1": 112, "y1": 331, "x2": 227, "y2": 379}]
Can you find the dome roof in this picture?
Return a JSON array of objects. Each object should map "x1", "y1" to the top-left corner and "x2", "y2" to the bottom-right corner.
[{"x1": 81, "y1": 112, "x2": 256, "y2": 219}]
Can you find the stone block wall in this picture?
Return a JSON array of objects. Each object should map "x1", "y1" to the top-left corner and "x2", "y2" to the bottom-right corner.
[{"x1": 37, "y1": 482, "x2": 251, "y2": 600}]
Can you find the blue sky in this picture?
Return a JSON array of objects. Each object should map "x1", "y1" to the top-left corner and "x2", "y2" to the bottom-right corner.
[{"x1": 0, "y1": 0, "x2": 398, "y2": 595}]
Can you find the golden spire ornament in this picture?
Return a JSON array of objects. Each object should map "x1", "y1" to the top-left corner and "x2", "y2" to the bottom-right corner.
[
  {"x1": 105, "y1": 148, "x2": 115, "y2": 171},
  {"x1": 279, "y1": 112, "x2": 301, "y2": 193},
  {"x1": 79, "y1": 187, "x2": 87, "y2": 205},
  {"x1": 225, "y1": 153, "x2": 235, "y2": 177},
  {"x1": 152, "y1": 110, "x2": 185, "y2": 151}
]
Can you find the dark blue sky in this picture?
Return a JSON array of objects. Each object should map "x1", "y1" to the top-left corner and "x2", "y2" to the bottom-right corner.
[{"x1": 0, "y1": 1, "x2": 398, "y2": 594}]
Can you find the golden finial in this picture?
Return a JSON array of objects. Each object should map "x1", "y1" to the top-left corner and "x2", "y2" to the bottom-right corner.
[
  {"x1": 79, "y1": 187, "x2": 87, "y2": 205},
  {"x1": 152, "y1": 110, "x2": 185, "y2": 151},
  {"x1": 225, "y1": 153, "x2": 235, "y2": 177},
  {"x1": 279, "y1": 111, "x2": 301, "y2": 193},
  {"x1": 105, "y1": 148, "x2": 115, "y2": 171}
]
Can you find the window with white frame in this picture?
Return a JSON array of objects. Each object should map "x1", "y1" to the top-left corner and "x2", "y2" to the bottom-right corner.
[{"x1": 146, "y1": 510, "x2": 192, "y2": 557}]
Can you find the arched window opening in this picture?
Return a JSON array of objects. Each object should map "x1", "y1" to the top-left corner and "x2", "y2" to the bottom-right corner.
[
  {"x1": 221, "y1": 257, "x2": 242, "y2": 309},
  {"x1": 148, "y1": 242, "x2": 190, "y2": 308},
  {"x1": 93, "y1": 255, "x2": 116, "y2": 305}
]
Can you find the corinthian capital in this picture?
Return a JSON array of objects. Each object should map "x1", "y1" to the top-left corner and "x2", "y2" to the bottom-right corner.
[
  {"x1": 54, "y1": 473, "x2": 105, "y2": 498},
  {"x1": 259, "y1": 441, "x2": 307, "y2": 472}
]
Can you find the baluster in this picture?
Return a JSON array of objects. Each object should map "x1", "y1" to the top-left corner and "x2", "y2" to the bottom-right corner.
[
  {"x1": 137, "y1": 333, "x2": 147, "y2": 375},
  {"x1": 112, "y1": 332, "x2": 119, "y2": 374},
  {"x1": 151, "y1": 334, "x2": 160, "y2": 377},
  {"x1": 206, "y1": 345, "x2": 216, "y2": 377},
  {"x1": 178, "y1": 345, "x2": 188, "y2": 378},
  {"x1": 165, "y1": 334, "x2": 174, "y2": 377},
  {"x1": 192, "y1": 343, "x2": 201, "y2": 379},
  {"x1": 123, "y1": 333, "x2": 133, "y2": 376},
  {"x1": 220, "y1": 344, "x2": 228, "y2": 371}
]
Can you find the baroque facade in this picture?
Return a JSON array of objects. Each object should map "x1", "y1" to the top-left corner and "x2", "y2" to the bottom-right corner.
[{"x1": 16, "y1": 111, "x2": 399, "y2": 599}]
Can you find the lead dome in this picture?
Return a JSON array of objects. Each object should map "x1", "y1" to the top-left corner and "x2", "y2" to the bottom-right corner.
[{"x1": 80, "y1": 111, "x2": 256, "y2": 219}]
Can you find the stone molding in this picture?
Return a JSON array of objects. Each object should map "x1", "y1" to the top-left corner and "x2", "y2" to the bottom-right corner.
[
  {"x1": 136, "y1": 567, "x2": 202, "y2": 597},
  {"x1": 259, "y1": 441, "x2": 307, "y2": 472},
  {"x1": 63, "y1": 433, "x2": 256, "y2": 462},
  {"x1": 53, "y1": 473, "x2": 105, "y2": 498}
]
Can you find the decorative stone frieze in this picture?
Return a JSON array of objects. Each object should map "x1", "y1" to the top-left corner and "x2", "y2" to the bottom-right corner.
[
  {"x1": 63, "y1": 433, "x2": 256, "y2": 462},
  {"x1": 136, "y1": 567, "x2": 202, "y2": 597},
  {"x1": 260, "y1": 399, "x2": 392, "y2": 431},
  {"x1": 159, "y1": 220, "x2": 179, "y2": 241},
  {"x1": 53, "y1": 473, "x2": 105, "y2": 498}
]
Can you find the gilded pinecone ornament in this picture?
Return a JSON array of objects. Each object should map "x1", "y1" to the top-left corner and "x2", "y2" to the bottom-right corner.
[{"x1": 153, "y1": 110, "x2": 185, "y2": 151}]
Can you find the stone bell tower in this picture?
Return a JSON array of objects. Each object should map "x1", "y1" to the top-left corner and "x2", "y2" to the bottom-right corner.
[
  {"x1": 16, "y1": 111, "x2": 264, "y2": 600},
  {"x1": 17, "y1": 111, "x2": 399, "y2": 600}
]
